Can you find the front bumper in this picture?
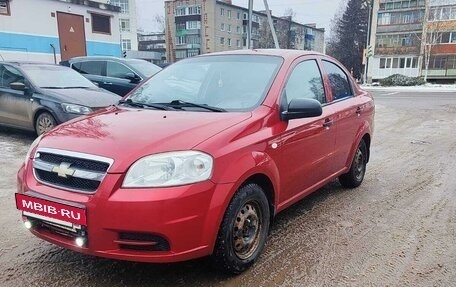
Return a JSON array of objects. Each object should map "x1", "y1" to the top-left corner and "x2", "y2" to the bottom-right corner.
[{"x1": 17, "y1": 162, "x2": 234, "y2": 263}]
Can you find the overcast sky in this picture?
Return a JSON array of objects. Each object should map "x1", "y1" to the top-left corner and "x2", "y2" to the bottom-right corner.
[{"x1": 136, "y1": 0, "x2": 346, "y2": 35}]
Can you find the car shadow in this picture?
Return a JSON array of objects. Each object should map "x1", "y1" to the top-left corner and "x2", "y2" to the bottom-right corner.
[{"x1": 17, "y1": 181, "x2": 350, "y2": 287}]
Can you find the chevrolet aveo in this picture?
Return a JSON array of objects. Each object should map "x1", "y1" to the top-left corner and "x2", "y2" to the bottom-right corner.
[{"x1": 16, "y1": 50, "x2": 374, "y2": 274}]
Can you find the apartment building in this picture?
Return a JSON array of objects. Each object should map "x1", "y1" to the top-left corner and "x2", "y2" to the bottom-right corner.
[
  {"x1": 138, "y1": 32, "x2": 168, "y2": 65},
  {"x1": 367, "y1": 0, "x2": 456, "y2": 82},
  {"x1": 164, "y1": 0, "x2": 325, "y2": 62},
  {"x1": 0, "y1": 0, "x2": 121, "y2": 62}
]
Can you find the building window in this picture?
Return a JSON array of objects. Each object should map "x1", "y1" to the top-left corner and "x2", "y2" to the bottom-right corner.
[
  {"x1": 220, "y1": 8, "x2": 225, "y2": 16},
  {"x1": 228, "y1": 38, "x2": 232, "y2": 46},
  {"x1": 237, "y1": 26, "x2": 241, "y2": 34},
  {"x1": 379, "y1": 0, "x2": 425, "y2": 10},
  {"x1": 0, "y1": 0, "x2": 10, "y2": 15},
  {"x1": 120, "y1": 19, "x2": 130, "y2": 32},
  {"x1": 110, "y1": 0, "x2": 129, "y2": 14},
  {"x1": 429, "y1": 6, "x2": 456, "y2": 21},
  {"x1": 227, "y1": 24, "x2": 231, "y2": 33},
  {"x1": 188, "y1": 6, "x2": 201, "y2": 15},
  {"x1": 176, "y1": 7, "x2": 186, "y2": 16},
  {"x1": 188, "y1": 49, "x2": 200, "y2": 57},
  {"x1": 176, "y1": 36, "x2": 185, "y2": 45},
  {"x1": 220, "y1": 37, "x2": 225, "y2": 45},
  {"x1": 237, "y1": 39, "x2": 241, "y2": 48},
  {"x1": 237, "y1": 12, "x2": 241, "y2": 19},
  {"x1": 228, "y1": 10, "x2": 231, "y2": 19},
  {"x1": 221, "y1": 23, "x2": 225, "y2": 31},
  {"x1": 122, "y1": 39, "x2": 131, "y2": 51},
  {"x1": 186, "y1": 21, "x2": 201, "y2": 30},
  {"x1": 92, "y1": 13, "x2": 111, "y2": 34}
]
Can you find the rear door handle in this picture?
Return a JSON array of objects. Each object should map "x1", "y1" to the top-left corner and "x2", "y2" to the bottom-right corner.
[
  {"x1": 102, "y1": 82, "x2": 113, "y2": 85},
  {"x1": 323, "y1": 119, "x2": 333, "y2": 128}
]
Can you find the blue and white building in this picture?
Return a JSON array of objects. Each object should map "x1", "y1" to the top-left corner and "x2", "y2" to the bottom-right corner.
[{"x1": 0, "y1": 0, "x2": 122, "y2": 63}]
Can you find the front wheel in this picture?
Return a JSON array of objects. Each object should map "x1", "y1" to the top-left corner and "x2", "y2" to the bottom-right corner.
[
  {"x1": 212, "y1": 183, "x2": 270, "y2": 274},
  {"x1": 35, "y1": 112, "x2": 57, "y2": 136},
  {"x1": 339, "y1": 140, "x2": 368, "y2": 188}
]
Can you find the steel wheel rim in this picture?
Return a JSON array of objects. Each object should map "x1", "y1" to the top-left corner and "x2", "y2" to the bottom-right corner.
[
  {"x1": 37, "y1": 115, "x2": 54, "y2": 134},
  {"x1": 232, "y1": 201, "x2": 262, "y2": 260},
  {"x1": 354, "y1": 148, "x2": 365, "y2": 181}
]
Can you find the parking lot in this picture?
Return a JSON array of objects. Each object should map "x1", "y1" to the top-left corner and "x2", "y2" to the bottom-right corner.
[{"x1": 0, "y1": 89, "x2": 455, "y2": 287}]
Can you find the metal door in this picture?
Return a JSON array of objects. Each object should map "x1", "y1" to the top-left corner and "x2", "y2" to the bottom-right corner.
[{"x1": 57, "y1": 12, "x2": 87, "y2": 61}]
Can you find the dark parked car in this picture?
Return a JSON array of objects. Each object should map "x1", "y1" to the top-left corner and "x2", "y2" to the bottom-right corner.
[
  {"x1": 0, "y1": 62, "x2": 120, "y2": 135},
  {"x1": 61, "y1": 56, "x2": 162, "y2": 96}
]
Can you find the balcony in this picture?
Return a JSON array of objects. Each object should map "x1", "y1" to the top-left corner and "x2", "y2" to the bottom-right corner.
[
  {"x1": 176, "y1": 29, "x2": 201, "y2": 37},
  {"x1": 375, "y1": 46, "x2": 420, "y2": 55}
]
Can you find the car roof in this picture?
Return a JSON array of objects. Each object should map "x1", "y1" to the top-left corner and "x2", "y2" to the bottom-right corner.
[
  {"x1": 66, "y1": 56, "x2": 138, "y2": 63},
  {"x1": 198, "y1": 49, "x2": 325, "y2": 61},
  {"x1": 1, "y1": 61, "x2": 58, "y2": 66}
]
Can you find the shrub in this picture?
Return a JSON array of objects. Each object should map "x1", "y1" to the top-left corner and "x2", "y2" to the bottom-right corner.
[{"x1": 380, "y1": 74, "x2": 426, "y2": 86}]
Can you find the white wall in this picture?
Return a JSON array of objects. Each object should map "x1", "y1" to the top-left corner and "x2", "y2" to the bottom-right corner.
[{"x1": 0, "y1": 0, "x2": 121, "y2": 62}]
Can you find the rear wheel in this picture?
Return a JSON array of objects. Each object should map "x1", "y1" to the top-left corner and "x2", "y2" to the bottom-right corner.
[
  {"x1": 212, "y1": 183, "x2": 270, "y2": 274},
  {"x1": 339, "y1": 140, "x2": 368, "y2": 188},
  {"x1": 35, "y1": 112, "x2": 56, "y2": 136}
]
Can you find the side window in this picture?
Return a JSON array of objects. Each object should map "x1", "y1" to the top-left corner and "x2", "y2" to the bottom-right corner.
[
  {"x1": 285, "y1": 60, "x2": 326, "y2": 104},
  {"x1": 107, "y1": 62, "x2": 133, "y2": 79},
  {"x1": 0, "y1": 65, "x2": 25, "y2": 89},
  {"x1": 77, "y1": 61, "x2": 105, "y2": 76},
  {"x1": 322, "y1": 61, "x2": 353, "y2": 100}
]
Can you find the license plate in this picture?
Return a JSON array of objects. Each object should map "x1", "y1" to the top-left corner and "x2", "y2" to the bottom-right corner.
[{"x1": 16, "y1": 194, "x2": 87, "y2": 226}]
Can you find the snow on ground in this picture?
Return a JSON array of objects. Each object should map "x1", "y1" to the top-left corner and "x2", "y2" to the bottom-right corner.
[
  {"x1": 361, "y1": 84, "x2": 456, "y2": 93},
  {"x1": 361, "y1": 84, "x2": 456, "y2": 95}
]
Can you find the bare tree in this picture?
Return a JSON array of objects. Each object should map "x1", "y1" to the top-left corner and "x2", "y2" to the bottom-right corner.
[
  {"x1": 154, "y1": 14, "x2": 166, "y2": 33},
  {"x1": 419, "y1": 1, "x2": 446, "y2": 82}
]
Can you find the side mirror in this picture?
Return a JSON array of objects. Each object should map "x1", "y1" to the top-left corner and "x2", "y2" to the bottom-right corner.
[
  {"x1": 125, "y1": 72, "x2": 140, "y2": 83},
  {"x1": 281, "y1": 98, "x2": 323, "y2": 121},
  {"x1": 10, "y1": 82, "x2": 28, "y2": 91}
]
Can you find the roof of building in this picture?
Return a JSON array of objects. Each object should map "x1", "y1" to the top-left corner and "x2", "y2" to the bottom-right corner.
[{"x1": 51, "y1": 0, "x2": 121, "y2": 13}]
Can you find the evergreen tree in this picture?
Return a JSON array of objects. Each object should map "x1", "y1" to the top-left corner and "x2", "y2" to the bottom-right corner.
[{"x1": 327, "y1": 0, "x2": 369, "y2": 80}]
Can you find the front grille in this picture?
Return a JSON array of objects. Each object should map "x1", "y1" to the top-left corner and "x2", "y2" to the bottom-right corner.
[
  {"x1": 33, "y1": 148, "x2": 113, "y2": 194},
  {"x1": 35, "y1": 169, "x2": 101, "y2": 192},
  {"x1": 39, "y1": 152, "x2": 110, "y2": 172}
]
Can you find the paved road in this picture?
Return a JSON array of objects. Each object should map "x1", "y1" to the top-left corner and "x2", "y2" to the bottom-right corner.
[{"x1": 1, "y1": 89, "x2": 455, "y2": 286}]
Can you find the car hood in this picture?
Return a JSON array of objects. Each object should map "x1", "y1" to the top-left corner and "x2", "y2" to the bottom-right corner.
[
  {"x1": 38, "y1": 106, "x2": 252, "y2": 172},
  {"x1": 40, "y1": 88, "x2": 119, "y2": 108}
]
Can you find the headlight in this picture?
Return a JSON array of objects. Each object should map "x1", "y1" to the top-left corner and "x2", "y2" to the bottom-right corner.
[
  {"x1": 61, "y1": 103, "x2": 92, "y2": 115},
  {"x1": 123, "y1": 151, "x2": 213, "y2": 188},
  {"x1": 25, "y1": 134, "x2": 43, "y2": 165}
]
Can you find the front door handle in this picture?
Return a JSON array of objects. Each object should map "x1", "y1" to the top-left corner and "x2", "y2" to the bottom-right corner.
[
  {"x1": 102, "y1": 82, "x2": 113, "y2": 85},
  {"x1": 323, "y1": 119, "x2": 333, "y2": 128},
  {"x1": 356, "y1": 107, "x2": 362, "y2": 115}
]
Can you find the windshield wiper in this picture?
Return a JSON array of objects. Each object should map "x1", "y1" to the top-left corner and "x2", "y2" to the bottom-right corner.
[
  {"x1": 118, "y1": 98, "x2": 171, "y2": 110},
  {"x1": 40, "y1": 86, "x2": 92, "y2": 89},
  {"x1": 167, "y1": 100, "x2": 226, "y2": 112}
]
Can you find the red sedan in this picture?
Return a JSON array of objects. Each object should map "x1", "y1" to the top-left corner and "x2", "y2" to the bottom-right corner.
[{"x1": 16, "y1": 49, "x2": 374, "y2": 274}]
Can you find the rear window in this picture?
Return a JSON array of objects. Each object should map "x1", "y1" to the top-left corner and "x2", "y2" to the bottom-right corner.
[{"x1": 73, "y1": 61, "x2": 105, "y2": 76}]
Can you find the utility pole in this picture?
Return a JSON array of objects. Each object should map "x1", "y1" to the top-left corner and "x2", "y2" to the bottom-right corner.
[
  {"x1": 248, "y1": 0, "x2": 253, "y2": 48},
  {"x1": 263, "y1": 0, "x2": 279, "y2": 49},
  {"x1": 247, "y1": 0, "x2": 279, "y2": 49},
  {"x1": 363, "y1": 0, "x2": 373, "y2": 84}
]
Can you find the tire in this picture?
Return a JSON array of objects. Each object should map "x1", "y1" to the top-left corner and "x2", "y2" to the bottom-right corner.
[
  {"x1": 212, "y1": 183, "x2": 270, "y2": 274},
  {"x1": 35, "y1": 112, "x2": 57, "y2": 136},
  {"x1": 339, "y1": 140, "x2": 368, "y2": 188}
]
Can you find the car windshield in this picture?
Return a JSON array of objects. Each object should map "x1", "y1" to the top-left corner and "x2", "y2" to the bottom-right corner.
[
  {"x1": 127, "y1": 55, "x2": 283, "y2": 112},
  {"x1": 22, "y1": 65, "x2": 97, "y2": 89},
  {"x1": 127, "y1": 59, "x2": 162, "y2": 78}
]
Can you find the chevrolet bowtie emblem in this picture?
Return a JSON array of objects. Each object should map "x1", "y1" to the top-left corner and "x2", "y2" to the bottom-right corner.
[{"x1": 52, "y1": 162, "x2": 75, "y2": 178}]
